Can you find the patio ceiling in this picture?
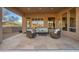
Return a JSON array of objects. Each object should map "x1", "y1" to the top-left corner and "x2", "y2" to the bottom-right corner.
[
  {"x1": 6, "y1": 7, "x2": 70, "y2": 16},
  {"x1": 13, "y1": 7, "x2": 70, "y2": 15}
]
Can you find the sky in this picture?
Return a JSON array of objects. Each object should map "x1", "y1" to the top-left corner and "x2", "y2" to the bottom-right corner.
[{"x1": 3, "y1": 8, "x2": 22, "y2": 23}]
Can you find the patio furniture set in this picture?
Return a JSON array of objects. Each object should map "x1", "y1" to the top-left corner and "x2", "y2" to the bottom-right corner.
[{"x1": 26, "y1": 27, "x2": 61, "y2": 39}]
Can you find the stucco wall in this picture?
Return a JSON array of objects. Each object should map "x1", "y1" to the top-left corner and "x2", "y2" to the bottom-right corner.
[{"x1": 22, "y1": 13, "x2": 57, "y2": 32}]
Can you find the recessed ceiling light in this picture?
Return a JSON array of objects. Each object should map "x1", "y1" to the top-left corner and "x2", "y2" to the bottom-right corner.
[
  {"x1": 39, "y1": 8, "x2": 42, "y2": 10},
  {"x1": 27, "y1": 8, "x2": 30, "y2": 10},
  {"x1": 50, "y1": 8, "x2": 54, "y2": 10}
]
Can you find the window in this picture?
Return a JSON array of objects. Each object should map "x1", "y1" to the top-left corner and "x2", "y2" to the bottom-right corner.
[
  {"x1": 26, "y1": 17, "x2": 30, "y2": 28},
  {"x1": 31, "y1": 17, "x2": 44, "y2": 29},
  {"x1": 48, "y1": 17, "x2": 55, "y2": 29},
  {"x1": 62, "y1": 13, "x2": 67, "y2": 31},
  {"x1": 2, "y1": 8, "x2": 22, "y2": 39},
  {"x1": 2, "y1": 8, "x2": 22, "y2": 27},
  {"x1": 69, "y1": 8, "x2": 76, "y2": 32}
]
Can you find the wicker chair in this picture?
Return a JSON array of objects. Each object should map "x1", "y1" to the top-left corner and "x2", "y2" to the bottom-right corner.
[
  {"x1": 26, "y1": 29, "x2": 36, "y2": 38},
  {"x1": 49, "y1": 29, "x2": 61, "y2": 39}
]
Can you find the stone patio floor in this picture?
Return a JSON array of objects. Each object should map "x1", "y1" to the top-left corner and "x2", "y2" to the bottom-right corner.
[{"x1": 0, "y1": 33, "x2": 79, "y2": 50}]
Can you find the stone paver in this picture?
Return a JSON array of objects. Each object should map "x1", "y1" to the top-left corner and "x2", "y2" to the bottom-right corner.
[{"x1": 0, "y1": 33, "x2": 79, "y2": 50}]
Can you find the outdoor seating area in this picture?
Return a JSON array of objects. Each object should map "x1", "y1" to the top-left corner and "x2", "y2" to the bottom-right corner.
[
  {"x1": 0, "y1": 7, "x2": 79, "y2": 50},
  {"x1": 0, "y1": 0, "x2": 79, "y2": 59},
  {"x1": 26, "y1": 28, "x2": 61, "y2": 39}
]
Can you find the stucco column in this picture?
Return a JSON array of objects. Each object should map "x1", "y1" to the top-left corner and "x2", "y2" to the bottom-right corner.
[
  {"x1": 67, "y1": 11, "x2": 70, "y2": 31},
  {"x1": 59, "y1": 15, "x2": 63, "y2": 30},
  {"x1": 0, "y1": 8, "x2": 3, "y2": 43},
  {"x1": 44, "y1": 16, "x2": 48, "y2": 28},
  {"x1": 76, "y1": 8, "x2": 79, "y2": 34},
  {"x1": 22, "y1": 16, "x2": 26, "y2": 33}
]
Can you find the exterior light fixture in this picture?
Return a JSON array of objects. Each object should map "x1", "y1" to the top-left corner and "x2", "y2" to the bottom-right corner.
[
  {"x1": 50, "y1": 8, "x2": 54, "y2": 10},
  {"x1": 27, "y1": 8, "x2": 30, "y2": 10},
  {"x1": 39, "y1": 8, "x2": 42, "y2": 10}
]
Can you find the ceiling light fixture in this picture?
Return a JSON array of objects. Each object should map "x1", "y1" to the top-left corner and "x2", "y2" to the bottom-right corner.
[
  {"x1": 50, "y1": 8, "x2": 54, "y2": 10},
  {"x1": 39, "y1": 8, "x2": 42, "y2": 10},
  {"x1": 27, "y1": 8, "x2": 30, "y2": 10}
]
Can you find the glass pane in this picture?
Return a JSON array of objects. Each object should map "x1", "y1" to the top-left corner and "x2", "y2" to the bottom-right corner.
[
  {"x1": 62, "y1": 13, "x2": 67, "y2": 31},
  {"x1": 48, "y1": 17, "x2": 55, "y2": 29},
  {"x1": 26, "y1": 20, "x2": 30, "y2": 28},
  {"x1": 69, "y1": 8, "x2": 76, "y2": 32},
  {"x1": 2, "y1": 8, "x2": 22, "y2": 39},
  {"x1": 31, "y1": 18, "x2": 44, "y2": 29}
]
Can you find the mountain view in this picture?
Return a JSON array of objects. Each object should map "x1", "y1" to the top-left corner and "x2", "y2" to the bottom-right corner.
[{"x1": 2, "y1": 8, "x2": 22, "y2": 27}]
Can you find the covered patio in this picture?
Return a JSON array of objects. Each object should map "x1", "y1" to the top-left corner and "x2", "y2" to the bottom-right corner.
[{"x1": 0, "y1": 7, "x2": 79, "y2": 50}]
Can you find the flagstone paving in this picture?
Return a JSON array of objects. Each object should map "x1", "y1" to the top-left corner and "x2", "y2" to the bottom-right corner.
[{"x1": 0, "y1": 33, "x2": 79, "y2": 50}]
